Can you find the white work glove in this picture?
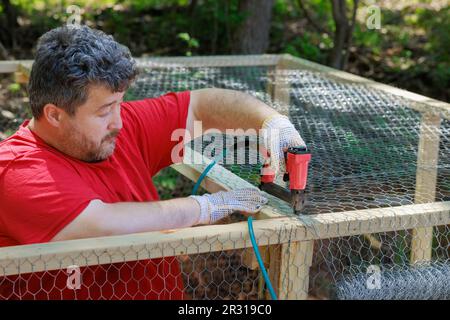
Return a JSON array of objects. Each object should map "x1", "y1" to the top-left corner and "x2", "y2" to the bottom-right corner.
[
  {"x1": 190, "y1": 188, "x2": 268, "y2": 224},
  {"x1": 261, "y1": 114, "x2": 306, "y2": 176}
]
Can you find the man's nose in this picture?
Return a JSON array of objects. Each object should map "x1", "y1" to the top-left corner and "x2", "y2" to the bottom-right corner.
[{"x1": 108, "y1": 104, "x2": 123, "y2": 131}]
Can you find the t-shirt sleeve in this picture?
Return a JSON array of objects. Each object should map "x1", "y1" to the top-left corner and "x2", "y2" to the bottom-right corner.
[
  {"x1": 122, "y1": 91, "x2": 190, "y2": 176},
  {"x1": 0, "y1": 151, "x2": 100, "y2": 244}
]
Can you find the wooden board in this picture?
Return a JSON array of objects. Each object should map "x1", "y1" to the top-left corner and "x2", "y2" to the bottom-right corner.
[
  {"x1": 171, "y1": 148, "x2": 289, "y2": 219},
  {"x1": 135, "y1": 55, "x2": 280, "y2": 68}
]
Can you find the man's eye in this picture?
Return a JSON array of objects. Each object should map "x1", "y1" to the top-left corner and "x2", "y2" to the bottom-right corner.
[{"x1": 99, "y1": 108, "x2": 112, "y2": 117}]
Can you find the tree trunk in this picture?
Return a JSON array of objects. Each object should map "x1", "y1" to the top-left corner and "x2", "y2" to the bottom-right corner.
[
  {"x1": 0, "y1": 41, "x2": 9, "y2": 59},
  {"x1": 329, "y1": 0, "x2": 359, "y2": 70},
  {"x1": 1, "y1": 0, "x2": 19, "y2": 50},
  {"x1": 231, "y1": 0, "x2": 275, "y2": 54}
]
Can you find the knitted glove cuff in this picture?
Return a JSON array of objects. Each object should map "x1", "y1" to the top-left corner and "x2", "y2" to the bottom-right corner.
[
  {"x1": 189, "y1": 195, "x2": 211, "y2": 225},
  {"x1": 262, "y1": 114, "x2": 291, "y2": 131}
]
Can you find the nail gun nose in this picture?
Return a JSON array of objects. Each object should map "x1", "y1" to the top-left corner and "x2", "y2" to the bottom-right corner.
[{"x1": 291, "y1": 189, "x2": 307, "y2": 215}]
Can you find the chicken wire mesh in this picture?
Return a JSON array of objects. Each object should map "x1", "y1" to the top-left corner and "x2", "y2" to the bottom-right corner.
[
  {"x1": 0, "y1": 56, "x2": 449, "y2": 300},
  {"x1": 130, "y1": 60, "x2": 449, "y2": 299}
]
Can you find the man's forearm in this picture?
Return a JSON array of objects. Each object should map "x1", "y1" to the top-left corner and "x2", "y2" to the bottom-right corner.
[
  {"x1": 100, "y1": 197, "x2": 201, "y2": 235},
  {"x1": 190, "y1": 88, "x2": 279, "y2": 133},
  {"x1": 51, "y1": 197, "x2": 201, "y2": 241}
]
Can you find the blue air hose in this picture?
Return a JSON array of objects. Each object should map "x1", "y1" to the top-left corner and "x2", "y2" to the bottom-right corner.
[
  {"x1": 247, "y1": 216, "x2": 278, "y2": 300},
  {"x1": 191, "y1": 149, "x2": 278, "y2": 300}
]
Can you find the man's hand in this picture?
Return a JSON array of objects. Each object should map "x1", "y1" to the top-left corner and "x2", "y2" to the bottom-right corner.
[
  {"x1": 262, "y1": 114, "x2": 306, "y2": 176},
  {"x1": 190, "y1": 188, "x2": 268, "y2": 224}
]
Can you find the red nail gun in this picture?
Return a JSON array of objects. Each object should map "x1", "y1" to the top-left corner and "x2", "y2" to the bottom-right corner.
[{"x1": 260, "y1": 146, "x2": 311, "y2": 215}]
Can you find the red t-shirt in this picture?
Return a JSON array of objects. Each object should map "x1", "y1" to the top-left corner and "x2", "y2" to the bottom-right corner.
[{"x1": 0, "y1": 91, "x2": 190, "y2": 300}]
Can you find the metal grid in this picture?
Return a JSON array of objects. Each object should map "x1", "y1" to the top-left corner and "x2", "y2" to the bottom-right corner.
[
  {"x1": 127, "y1": 64, "x2": 449, "y2": 215},
  {"x1": 127, "y1": 61, "x2": 450, "y2": 299}
]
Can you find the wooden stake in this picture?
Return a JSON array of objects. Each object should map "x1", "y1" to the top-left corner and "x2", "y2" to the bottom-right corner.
[{"x1": 411, "y1": 112, "x2": 442, "y2": 264}]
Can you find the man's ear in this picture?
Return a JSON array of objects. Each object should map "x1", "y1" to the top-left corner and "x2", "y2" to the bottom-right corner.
[{"x1": 42, "y1": 104, "x2": 64, "y2": 127}]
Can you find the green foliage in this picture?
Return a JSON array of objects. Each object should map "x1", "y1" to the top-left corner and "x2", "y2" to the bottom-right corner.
[
  {"x1": 417, "y1": 6, "x2": 450, "y2": 88},
  {"x1": 393, "y1": 230, "x2": 409, "y2": 266},
  {"x1": 353, "y1": 24, "x2": 382, "y2": 54},
  {"x1": 123, "y1": 90, "x2": 138, "y2": 102},
  {"x1": 1, "y1": 0, "x2": 448, "y2": 100},
  {"x1": 177, "y1": 32, "x2": 199, "y2": 56},
  {"x1": 305, "y1": 0, "x2": 334, "y2": 31},
  {"x1": 124, "y1": 0, "x2": 190, "y2": 11},
  {"x1": 3, "y1": 128, "x2": 16, "y2": 138},
  {"x1": 275, "y1": 0, "x2": 334, "y2": 63},
  {"x1": 153, "y1": 168, "x2": 179, "y2": 191},
  {"x1": 7, "y1": 83, "x2": 21, "y2": 93},
  {"x1": 284, "y1": 33, "x2": 324, "y2": 62}
]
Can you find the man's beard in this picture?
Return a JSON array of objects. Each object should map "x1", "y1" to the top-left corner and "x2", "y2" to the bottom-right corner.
[
  {"x1": 59, "y1": 124, "x2": 120, "y2": 162},
  {"x1": 84, "y1": 133, "x2": 118, "y2": 163}
]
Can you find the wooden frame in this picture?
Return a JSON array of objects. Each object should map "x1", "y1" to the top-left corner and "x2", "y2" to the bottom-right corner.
[
  {"x1": 0, "y1": 54, "x2": 448, "y2": 300},
  {"x1": 1, "y1": 201, "x2": 449, "y2": 270}
]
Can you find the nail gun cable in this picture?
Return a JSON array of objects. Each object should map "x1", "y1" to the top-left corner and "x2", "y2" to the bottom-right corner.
[{"x1": 191, "y1": 146, "x2": 278, "y2": 300}]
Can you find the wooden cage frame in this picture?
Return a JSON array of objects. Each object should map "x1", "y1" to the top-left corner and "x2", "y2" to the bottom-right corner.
[{"x1": 0, "y1": 54, "x2": 449, "y2": 300}]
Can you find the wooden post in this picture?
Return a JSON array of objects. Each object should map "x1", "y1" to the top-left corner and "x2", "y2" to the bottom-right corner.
[
  {"x1": 14, "y1": 71, "x2": 28, "y2": 84},
  {"x1": 410, "y1": 112, "x2": 442, "y2": 264},
  {"x1": 15, "y1": 61, "x2": 31, "y2": 84},
  {"x1": 265, "y1": 58, "x2": 315, "y2": 299},
  {"x1": 242, "y1": 245, "x2": 269, "y2": 269},
  {"x1": 266, "y1": 54, "x2": 292, "y2": 116},
  {"x1": 265, "y1": 240, "x2": 314, "y2": 299}
]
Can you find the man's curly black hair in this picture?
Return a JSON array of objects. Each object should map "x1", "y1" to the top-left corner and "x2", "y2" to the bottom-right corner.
[{"x1": 28, "y1": 25, "x2": 138, "y2": 119}]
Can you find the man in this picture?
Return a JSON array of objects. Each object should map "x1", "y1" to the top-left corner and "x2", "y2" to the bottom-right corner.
[{"x1": 0, "y1": 26, "x2": 305, "y2": 299}]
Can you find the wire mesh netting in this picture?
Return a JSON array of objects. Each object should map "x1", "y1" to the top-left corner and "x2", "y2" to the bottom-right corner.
[
  {"x1": 130, "y1": 62, "x2": 449, "y2": 299},
  {"x1": 129, "y1": 64, "x2": 449, "y2": 214},
  {"x1": 0, "y1": 57, "x2": 449, "y2": 300}
]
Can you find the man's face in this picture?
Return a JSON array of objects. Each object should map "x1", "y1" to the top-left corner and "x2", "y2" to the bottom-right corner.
[{"x1": 58, "y1": 85, "x2": 125, "y2": 163}]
